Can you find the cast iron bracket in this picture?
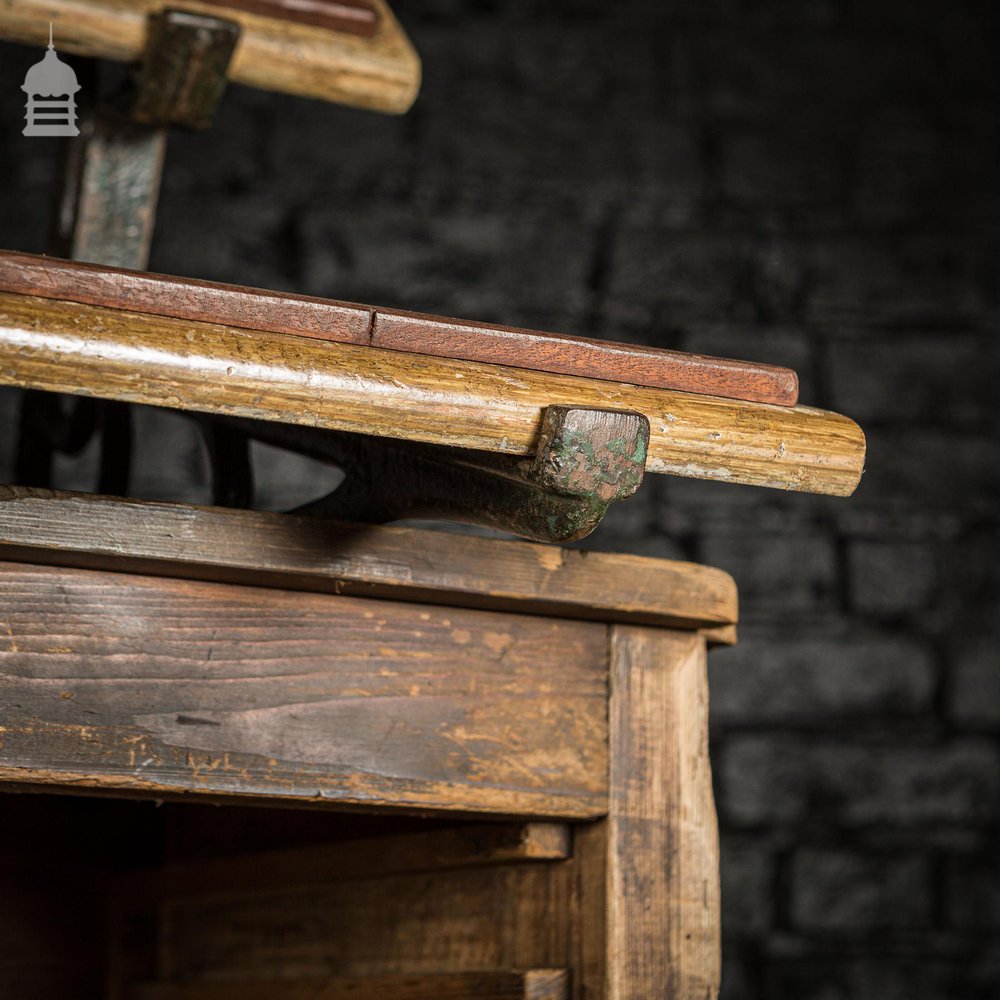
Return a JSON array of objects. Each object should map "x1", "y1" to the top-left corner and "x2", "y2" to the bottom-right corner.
[{"x1": 212, "y1": 406, "x2": 651, "y2": 543}]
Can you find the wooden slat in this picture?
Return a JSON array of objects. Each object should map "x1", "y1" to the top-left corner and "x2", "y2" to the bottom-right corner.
[
  {"x1": 0, "y1": 251, "x2": 797, "y2": 406},
  {"x1": 130, "y1": 970, "x2": 570, "y2": 999},
  {"x1": 0, "y1": 292, "x2": 866, "y2": 496},
  {"x1": 605, "y1": 628, "x2": 720, "y2": 1000},
  {"x1": 0, "y1": 561, "x2": 608, "y2": 817},
  {"x1": 0, "y1": 251, "x2": 373, "y2": 345},
  {"x1": 120, "y1": 822, "x2": 571, "y2": 902},
  {"x1": 0, "y1": 0, "x2": 420, "y2": 113},
  {"x1": 0, "y1": 488, "x2": 738, "y2": 633},
  {"x1": 373, "y1": 307, "x2": 799, "y2": 405}
]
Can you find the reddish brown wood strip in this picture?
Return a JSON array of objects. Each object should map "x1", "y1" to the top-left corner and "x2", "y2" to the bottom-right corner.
[
  {"x1": 0, "y1": 250, "x2": 797, "y2": 404},
  {"x1": 374, "y1": 309, "x2": 799, "y2": 405},
  {"x1": 0, "y1": 251, "x2": 372, "y2": 346},
  {"x1": 202, "y1": 0, "x2": 379, "y2": 37}
]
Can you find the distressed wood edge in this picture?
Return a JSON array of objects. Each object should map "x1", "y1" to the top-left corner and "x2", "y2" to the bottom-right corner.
[
  {"x1": 0, "y1": 488, "x2": 739, "y2": 631},
  {"x1": 605, "y1": 627, "x2": 721, "y2": 1000},
  {"x1": 0, "y1": 764, "x2": 607, "y2": 820}
]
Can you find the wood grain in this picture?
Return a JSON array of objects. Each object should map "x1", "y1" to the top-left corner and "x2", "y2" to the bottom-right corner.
[
  {"x1": 130, "y1": 970, "x2": 570, "y2": 999},
  {"x1": 0, "y1": 292, "x2": 866, "y2": 496},
  {"x1": 373, "y1": 308, "x2": 799, "y2": 406},
  {"x1": 119, "y1": 822, "x2": 571, "y2": 903},
  {"x1": 0, "y1": 0, "x2": 420, "y2": 112},
  {"x1": 0, "y1": 561, "x2": 608, "y2": 817},
  {"x1": 605, "y1": 628, "x2": 720, "y2": 999},
  {"x1": 0, "y1": 488, "x2": 738, "y2": 633},
  {"x1": 158, "y1": 856, "x2": 577, "y2": 982},
  {"x1": 0, "y1": 251, "x2": 796, "y2": 406}
]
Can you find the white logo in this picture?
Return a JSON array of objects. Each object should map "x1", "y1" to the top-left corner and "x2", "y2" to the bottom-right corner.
[{"x1": 22, "y1": 24, "x2": 80, "y2": 137}]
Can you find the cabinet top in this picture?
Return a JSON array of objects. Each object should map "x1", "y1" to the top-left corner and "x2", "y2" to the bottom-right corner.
[{"x1": 0, "y1": 487, "x2": 738, "y2": 640}]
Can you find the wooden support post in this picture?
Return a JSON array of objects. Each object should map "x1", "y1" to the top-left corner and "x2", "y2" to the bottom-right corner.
[{"x1": 604, "y1": 627, "x2": 721, "y2": 1000}]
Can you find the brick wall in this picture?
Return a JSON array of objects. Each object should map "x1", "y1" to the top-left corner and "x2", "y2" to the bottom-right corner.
[{"x1": 1, "y1": 0, "x2": 998, "y2": 996}]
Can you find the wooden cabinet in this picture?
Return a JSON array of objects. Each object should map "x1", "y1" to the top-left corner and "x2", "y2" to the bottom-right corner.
[{"x1": 0, "y1": 488, "x2": 733, "y2": 999}]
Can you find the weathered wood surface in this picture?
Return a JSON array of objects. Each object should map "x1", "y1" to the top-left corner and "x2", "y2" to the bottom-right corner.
[
  {"x1": 0, "y1": 251, "x2": 797, "y2": 406},
  {"x1": 605, "y1": 628, "x2": 720, "y2": 999},
  {"x1": 0, "y1": 292, "x2": 866, "y2": 495},
  {"x1": 0, "y1": 560, "x2": 608, "y2": 817},
  {"x1": 130, "y1": 971, "x2": 570, "y2": 999},
  {"x1": 0, "y1": 0, "x2": 420, "y2": 112},
  {"x1": 119, "y1": 822, "x2": 571, "y2": 902},
  {"x1": 0, "y1": 488, "x2": 738, "y2": 635}
]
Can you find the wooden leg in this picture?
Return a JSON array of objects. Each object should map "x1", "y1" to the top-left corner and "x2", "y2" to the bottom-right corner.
[{"x1": 605, "y1": 627, "x2": 720, "y2": 1000}]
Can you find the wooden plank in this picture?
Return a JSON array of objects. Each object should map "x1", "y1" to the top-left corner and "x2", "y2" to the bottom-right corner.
[
  {"x1": 0, "y1": 251, "x2": 796, "y2": 406},
  {"x1": 0, "y1": 488, "x2": 738, "y2": 632},
  {"x1": 120, "y1": 822, "x2": 571, "y2": 902},
  {"x1": 0, "y1": 251, "x2": 373, "y2": 345},
  {"x1": 130, "y1": 970, "x2": 570, "y2": 999},
  {"x1": 0, "y1": 293, "x2": 866, "y2": 496},
  {"x1": 605, "y1": 628, "x2": 720, "y2": 1000},
  {"x1": 0, "y1": 561, "x2": 608, "y2": 817},
  {"x1": 0, "y1": 0, "x2": 420, "y2": 113}
]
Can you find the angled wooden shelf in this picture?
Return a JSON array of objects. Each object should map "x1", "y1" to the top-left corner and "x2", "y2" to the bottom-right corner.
[
  {"x1": 0, "y1": 254, "x2": 866, "y2": 497},
  {"x1": 0, "y1": 0, "x2": 421, "y2": 112}
]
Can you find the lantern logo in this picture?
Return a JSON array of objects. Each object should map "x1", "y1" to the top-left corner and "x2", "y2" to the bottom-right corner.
[{"x1": 22, "y1": 24, "x2": 80, "y2": 137}]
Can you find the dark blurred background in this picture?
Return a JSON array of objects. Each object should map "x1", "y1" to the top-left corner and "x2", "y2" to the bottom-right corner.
[{"x1": 1, "y1": 1, "x2": 999, "y2": 997}]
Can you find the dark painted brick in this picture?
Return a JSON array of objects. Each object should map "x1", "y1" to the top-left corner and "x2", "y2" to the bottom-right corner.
[
  {"x1": 790, "y1": 848, "x2": 933, "y2": 930},
  {"x1": 948, "y1": 637, "x2": 1000, "y2": 728},
  {"x1": 847, "y1": 541, "x2": 938, "y2": 618},
  {"x1": 719, "y1": 736, "x2": 1000, "y2": 827},
  {"x1": 700, "y1": 532, "x2": 838, "y2": 614},
  {"x1": 721, "y1": 836, "x2": 775, "y2": 934},
  {"x1": 946, "y1": 854, "x2": 1000, "y2": 931},
  {"x1": 709, "y1": 631, "x2": 936, "y2": 723},
  {"x1": 764, "y1": 954, "x2": 1000, "y2": 1000},
  {"x1": 827, "y1": 335, "x2": 1000, "y2": 427}
]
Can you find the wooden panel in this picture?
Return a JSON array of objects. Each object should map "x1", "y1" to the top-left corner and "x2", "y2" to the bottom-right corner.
[
  {"x1": 130, "y1": 970, "x2": 570, "y2": 999},
  {"x1": 0, "y1": 293, "x2": 866, "y2": 496},
  {"x1": 120, "y1": 822, "x2": 571, "y2": 902},
  {"x1": 0, "y1": 561, "x2": 608, "y2": 817},
  {"x1": 0, "y1": 0, "x2": 420, "y2": 112},
  {"x1": 605, "y1": 628, "x2": 720, "y2": 1000},
  {"x1": 0, "y1": 251, "x2": 796, "y2": 406},
  {"x1": 0, "y1": 488, "x2": 738, "y2": 633},
  {"x1": 160, "y1": 861, "x2": 575, "y2": 981}
]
